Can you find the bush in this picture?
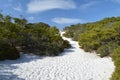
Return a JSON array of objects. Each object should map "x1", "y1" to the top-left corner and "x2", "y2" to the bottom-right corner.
[
  {"x1": 97, "y1": 42, "x2": 118, "y2": 57},
  {"x1": 111, "y1": 46, "x2": 120, "y2": 80},
  {"x1": 111, "y1": 67, "x2": 120, "y2": 80},
  {"x1": 79, "y1": 32, "x2": 101, "y2": 52},
  {"x1": 0, "y1": 43, "x2": 20, "y2": 60},
  {"x1": 97, "y1": 45, "x2": 110, "y2": 57},
  {"x1": 63, "y1": 31, "x2": 74, "y2": 38},
  {"x1": 0, "y1": 13, "x2": 71, "y2": 60},
  {"x1": 63, "y1": 40, "x2": 71, "y2": 48}
]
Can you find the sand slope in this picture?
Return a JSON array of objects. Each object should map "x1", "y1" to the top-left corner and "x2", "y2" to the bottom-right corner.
[{"x1": 0, "y1": 32, "x2": 115, "y2": 80}]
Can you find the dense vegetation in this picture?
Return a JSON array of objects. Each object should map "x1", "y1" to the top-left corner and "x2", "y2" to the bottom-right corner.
[
  {"x1": 0, "y1": 13, "x2": 70, "y2": 60},
  {"x1": 63, "y1": 24, "x2": 87, "y2": 41},
  {"x1": 63, "y1": 17, "x2": 120, "y2": 80},
  {"x1": 111, "y1": 47, "x2": 120, "y2": 80}
]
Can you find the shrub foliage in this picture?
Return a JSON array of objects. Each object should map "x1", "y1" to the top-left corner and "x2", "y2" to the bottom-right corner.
[{"x1": 0, "y1": 13, "x2": 70, "y2": 60}]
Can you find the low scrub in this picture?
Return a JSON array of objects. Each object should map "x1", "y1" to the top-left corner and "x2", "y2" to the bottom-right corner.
[
  {"x1": 0, "y1": 43, "x2": 20, "y2": 60},
  {"x1": 111, "y1": 46, "x2": 120, "y2": 80}
]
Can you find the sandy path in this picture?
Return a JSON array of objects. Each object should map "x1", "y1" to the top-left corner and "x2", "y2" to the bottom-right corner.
[{"x1": 0, "y1": 32, "x2": 114, "y2": 80}]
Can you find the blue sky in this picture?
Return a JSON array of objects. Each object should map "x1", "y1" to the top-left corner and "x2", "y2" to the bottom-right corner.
[{"x1": 0, "y1": 0, "x2": 120, "y2": 29}]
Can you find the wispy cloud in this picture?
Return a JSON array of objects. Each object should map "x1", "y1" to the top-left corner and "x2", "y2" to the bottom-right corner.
[
  {"x1": 105, "y1": 0, "x2": 120, "y2": 4},
  {"x1": 13, "y1": 3, "x2": 22, "y2": 12},
  {"x1": 80, "y1": 1, "x2": 98, "y2": 10},
  {"x1": 52, "y1": 17, "x2": 83, "y2": 24},
  {"x1": 111, "y1": 0, "x2": 120, "y2": 3},
  {"x1": 27, "y1": 0, "x2": 76, "y2": 13},
  {"x1": 28, "y1": 16, "x2": 35, "y2": 20},
  {"x1": 8, "y1": 0, "x2": 13, "y2": 2}
]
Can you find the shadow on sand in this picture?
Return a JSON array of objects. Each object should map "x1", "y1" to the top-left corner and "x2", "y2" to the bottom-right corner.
[
  {"x1": 0, "y1": 53, "x2": 44, "y2": 80},
  {"x1": 0, "y1": 43, "x2": 75, "y2": 80},
  {"x1": 59, "y1": 46, "x2": 75, "y2": 56},
  {"x1": 0, "y1": 64, "x2": 25, "y2": 80}
]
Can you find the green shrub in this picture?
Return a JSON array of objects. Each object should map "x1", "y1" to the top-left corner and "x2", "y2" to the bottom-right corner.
[
  {"x1": 63, "y1": 31, "x2": 74, "y2": 38},
  {"x1": 63, "y1": 40, "x2": 71, "y2": 48},
  {"x1": 0, "y1": 43, "x2": 20, "y2": 60},
  {"x1": 97, "y1": 45, "x2": 110, "y2": 57},
  {"x1": 79, "y1": 31, "x2": 101, "y2": 52},
  {"x1": 111, "y1": 46, "x2": 120, "y2": 80},
  {"x1": 111, "y1": 67, "x2": 120, "y2": 80},
  {"x1": 97, "y1": 42, "x2": 118, "y2": 57}
]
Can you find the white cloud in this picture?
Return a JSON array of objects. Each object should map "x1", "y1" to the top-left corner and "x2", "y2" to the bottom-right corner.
[
  {"x1": 27, "y1": 0, "x2": 76, "y2": 13},
  {"x1": 13, "y1": 3, "x2": 22, "y2": 12},
  {"x1": 80, "y1": 1, "x2": 98, "y2": 10},
  {"x1": 28, "y1": 17, "x2": 35, "y2": 20},
  {"x1": 52, "y1": 17, "x2": 83, "y2": 24}
]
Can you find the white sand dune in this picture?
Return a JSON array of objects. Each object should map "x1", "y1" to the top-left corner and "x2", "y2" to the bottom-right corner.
[{"x1": 0, "y1": 32, "x2": 115, "y2": 80}]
